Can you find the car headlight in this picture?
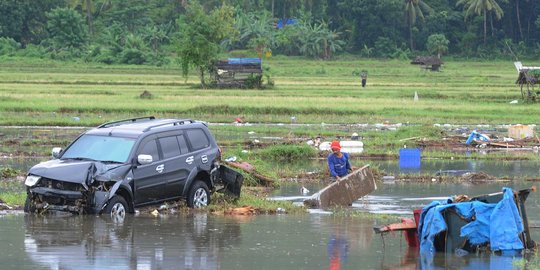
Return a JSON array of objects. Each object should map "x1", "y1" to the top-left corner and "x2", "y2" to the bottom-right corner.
[{"x1": 25, "y1": 175, "x2": 41, "y2": 187}]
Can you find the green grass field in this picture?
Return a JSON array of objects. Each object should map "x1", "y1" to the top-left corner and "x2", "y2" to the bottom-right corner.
[{"x1": 0, "y1": 57, "x2": 538, "y2": 126}]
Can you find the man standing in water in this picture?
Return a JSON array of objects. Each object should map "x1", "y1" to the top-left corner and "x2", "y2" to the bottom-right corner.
[{"x1": 327, "y1": 141, "x2": 352, "y2": 181}]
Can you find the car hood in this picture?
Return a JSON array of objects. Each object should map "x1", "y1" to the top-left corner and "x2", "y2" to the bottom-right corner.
[{"x1": 28, "y1": 159, "x2": 131, "y2": 184}]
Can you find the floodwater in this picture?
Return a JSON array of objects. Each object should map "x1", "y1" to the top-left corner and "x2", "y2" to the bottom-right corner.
[
  {"x1": 1, "y1": 181, "x2": 538, "y2": 270},
  {"x1": 1, "y1": 127, "x2": 539, "y2": 269}
]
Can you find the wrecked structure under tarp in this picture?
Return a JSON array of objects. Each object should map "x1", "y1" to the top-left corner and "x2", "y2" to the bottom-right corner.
[
  {"x1": 374, "y1": 187, "x2": 536, "y2": 255},
  {"x1": 304, "y1": 165, "x2": 376, "y2": 208},
  {"x1": 411, "y1": 56, "x2": 443, "y2": 71},
  {"x1": 214, "y1": 58, "x2": 262, "y2": 88},
  {"x1": 514, "y1": 61, "x2": 540, "y2": 100}
]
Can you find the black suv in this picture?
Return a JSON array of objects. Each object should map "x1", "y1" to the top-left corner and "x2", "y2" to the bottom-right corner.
[{"x1": 24, "y1": 116, "x2": 242, "y2": 220}]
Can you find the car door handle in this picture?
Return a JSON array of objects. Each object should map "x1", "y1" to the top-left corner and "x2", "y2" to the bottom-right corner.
[
  {"x1": 156, "y1": 164, "x2": 164, "y2": 173},
  {"x1": 186, "y1": 156, "x2": 194, "y2": 164}
]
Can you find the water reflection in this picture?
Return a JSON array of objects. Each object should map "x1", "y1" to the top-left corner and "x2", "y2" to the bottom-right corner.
[
  {"x1": 327, "y1": 231, "x2": 349, "y2": 270},
  {"x1": 24, "y1": 213, "x2": 242, "y2": 270}
]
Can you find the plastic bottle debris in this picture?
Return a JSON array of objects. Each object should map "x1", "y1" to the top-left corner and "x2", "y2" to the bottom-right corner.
[
  {"x1": 455, "y1": 248, "x2": 469, "y2": 257},
  {"x1": 291, "y1": 116, "x2": 296, "y2": 123},
  {"x1": 225, "y1": 156, "x2": 237, "y2": 162},
  {"x1": 382, "y1": 176, "x2": 395, "y2": 184}
]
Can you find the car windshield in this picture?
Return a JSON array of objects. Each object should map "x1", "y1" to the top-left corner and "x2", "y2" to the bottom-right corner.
[{"x1": 61, "y1": 135, "x2": 135, "y2": 163}]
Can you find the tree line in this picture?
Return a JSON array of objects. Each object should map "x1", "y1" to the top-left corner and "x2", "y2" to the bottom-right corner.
[{"x1": 0, "y1": 0, "x2": 539, "y2": 66}]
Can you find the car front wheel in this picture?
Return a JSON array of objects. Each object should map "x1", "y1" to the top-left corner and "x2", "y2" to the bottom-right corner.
[
  {"x1": 104, "y1": 195, "x2": 128, "y2": 223},
  {"x1": 24, "y1": 196, "x2": 35, "y2": 213},
  {"x1": 187, "y1": 181, "x2": 210, "y2": 208}
]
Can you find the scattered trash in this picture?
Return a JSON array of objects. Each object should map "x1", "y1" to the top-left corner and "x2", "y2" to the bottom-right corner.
[
  {"x1": 508, "y1": 124, "x2": 534, "y2": 139},
  {"x1": 0, "y1": 203, "x2": 13, "y2": 210},
  {"x1": 276, "y1": 207, "x2": 286, "y2": 214},
  {"x1": 248, "y1": 131, "x2": 256, "y2": 135},
  {"x1": 225, "y1": 156, "x2": 237, "y2": 162},
  {"x1": 241, "y1": 150, "x2": 249, "y2": 153},
  {"x1": 435, "y1": 170, "x2": 473, "y2": 177},
  {"x1": 234, "y1": 117, "x2": 243, "y2": 124},
  {"x1": 159, "y1": 204, "x2": 168, "y2": 210},
  {"x1": 319, "y1": 140, "x2": 364, "y2": 153},
  {"x1": 509, "y1": 100, "x2": 519, "y2": 104},
  {"x1": 382, "y1": 176, "x2": 395, "y2": 184},
  {"x1": 225, "y1": 206, "x2": 256, "y2": 215},
  {"x1": 351, "y1": 133, "x2": 359, "y2": 140},
  {"x1": 465, "y1": 131, "x2": 490, "y2": 145},
  {"x1": 224, "y1": 160, "x2": 274, "y2": 186},
  {"x1": 291, "y1": 116, "x2": 296, "y2": 123},
  {"x1": 151, "y1": 209, "x2": 159, "y2": 216}
]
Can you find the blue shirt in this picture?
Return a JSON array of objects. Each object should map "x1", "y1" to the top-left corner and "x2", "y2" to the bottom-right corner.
[{"x1": 327, "y1": 152, "x2": 351, "y2": 177}]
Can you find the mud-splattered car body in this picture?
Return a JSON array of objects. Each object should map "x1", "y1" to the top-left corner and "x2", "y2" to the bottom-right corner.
[{"x1": 24, "y1": 117, "x2": 243, "y2": 218}]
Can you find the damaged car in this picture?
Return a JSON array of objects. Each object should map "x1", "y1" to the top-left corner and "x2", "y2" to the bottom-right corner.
[{"x1": 24, "y1": 116, "x2": 243, "y2": 220}]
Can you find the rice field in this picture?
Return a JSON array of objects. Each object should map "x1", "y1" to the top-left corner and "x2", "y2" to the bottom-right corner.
[{"x1": 0, "y1": 57, "x2": 538, "y2": 126}]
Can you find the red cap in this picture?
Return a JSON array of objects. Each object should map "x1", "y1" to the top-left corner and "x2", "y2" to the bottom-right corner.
[{"x1": 330, "y1": 141, "x2": 341, "y2": 150}]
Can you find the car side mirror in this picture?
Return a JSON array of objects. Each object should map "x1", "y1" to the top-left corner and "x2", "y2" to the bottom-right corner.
[
  {"x1": 137, "y1": 154, "x2": 153, "y2": 165},
  {"x1": 52, "y1": 147, "x2": 62, "y2": 159}
]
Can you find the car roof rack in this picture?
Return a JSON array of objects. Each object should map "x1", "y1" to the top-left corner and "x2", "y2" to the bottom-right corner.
[
  {"x1": 98, "y1": 116, "x2": 156, "y2": 128},
  {"x1": 142, "y1": 119, "x2": 196, "y2": 132}
]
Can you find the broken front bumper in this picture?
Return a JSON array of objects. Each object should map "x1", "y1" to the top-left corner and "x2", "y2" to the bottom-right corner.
[{"x1": 27, "y1": 187, "x2": 109, "y2": 214}]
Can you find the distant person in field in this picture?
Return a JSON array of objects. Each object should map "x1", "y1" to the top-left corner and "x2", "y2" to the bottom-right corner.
[
  {"x1": 327, "y1": 141, "x2": 352, "y2": 181},
  {"x1": 360, "y1": 70, "x2": 368, "y2": 87}
]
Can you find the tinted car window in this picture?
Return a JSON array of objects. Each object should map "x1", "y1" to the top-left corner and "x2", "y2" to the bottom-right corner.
[
  {"x1": 177, "y1": 135, "x2": 189, "y2": 154},
  {"x1": 159, "y1": 136, "x2": 181, "y2": 159},
  {"x1": 140, "y1": 139, "x2": 159, "y2": 162},
  {"x1": 186, "y1": 129, "x2": 209, "y2": 150}
]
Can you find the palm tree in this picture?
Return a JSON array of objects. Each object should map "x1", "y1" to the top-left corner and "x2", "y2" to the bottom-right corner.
[
  {"x1": 404, "y1": 0, "x2": 433, "y2": 51},
  {"x1": 515, "y1": 0, "x2": 531, "y2": 41},
  {"x1": 69, "y1": 0, "x2": 95, "y2": 36},
  {"x1": 456, "y1": 0, "x2": 504, "y2": 44}
]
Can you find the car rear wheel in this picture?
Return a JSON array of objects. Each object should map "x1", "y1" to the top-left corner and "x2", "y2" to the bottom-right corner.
[
  {"x1": 104, "y1": 195, "x2": 128, "y2": 223},
  {"x1": 187, "y1": 181, "x2": 210, "y2": 208}
]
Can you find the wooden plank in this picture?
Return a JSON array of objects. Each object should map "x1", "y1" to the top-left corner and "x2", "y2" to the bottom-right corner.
[
  {"x1": 304, "y1": 165, "x2": 376, "y2": 208},
  {"x1": 373, "y1": 219, "x2": 417, "y2": 233},
  {"x1": 223, "y1": 161, "x2": 275, "y2": 186}
]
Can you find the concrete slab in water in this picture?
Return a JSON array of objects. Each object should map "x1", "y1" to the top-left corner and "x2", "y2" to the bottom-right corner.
[{"x1": 305, "y1": 165, "x2": 376, "y2": 208}]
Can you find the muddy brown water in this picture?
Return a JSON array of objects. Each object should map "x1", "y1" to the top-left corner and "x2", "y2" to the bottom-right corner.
[{"x1": 1, "y1": 126, "x2": 539, "y2": 269}]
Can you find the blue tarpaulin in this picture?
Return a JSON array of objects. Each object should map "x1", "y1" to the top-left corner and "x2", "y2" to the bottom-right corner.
[
  {"x1": 418, "y1": 187, "x2": 524, "y2": 254},
  {"x1": 227, "y1": 58, "x2": 261, "y2": 65}
]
